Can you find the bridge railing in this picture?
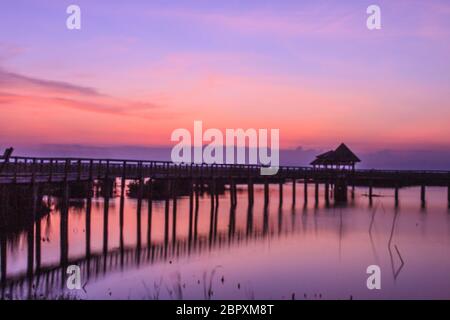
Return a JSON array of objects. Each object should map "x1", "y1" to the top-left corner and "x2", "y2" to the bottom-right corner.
[{"x1": 1, "y1": 156, "x2": 449, "y2": 183}]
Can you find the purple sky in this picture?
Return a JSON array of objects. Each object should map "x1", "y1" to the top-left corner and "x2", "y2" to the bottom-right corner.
[{"x1": 0, "y1": 0, "x2": 449, "y2": 166}]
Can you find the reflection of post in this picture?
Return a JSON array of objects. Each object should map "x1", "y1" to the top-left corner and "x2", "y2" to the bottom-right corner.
[
  {"x1": 33, "y1": 185, "x2": 41, "y2": 272},
  {"x1": 0, "y1": 232, "x2": 6, "y2": 289},
  {"x1": 248, "y1": 179, "x2": 254, "y2": 206},
  {"x1": 213, "y1": 179, "x2": 220, "y2": 239},
  {"x1": 231, "y1": 178, "x2": 237, "y2": 207},
  {"x1": 164, "y1": 181, "x2": 170, "y2": 248},
  {"x1": 278, "y1": 207, "x2": 283, "y2": 235},
  {"x1": 27, "y1": 222, "x2": 34, "y2": 298},
  {"x1": 209, "y1": 179, "x2": 215, "y2": 244},
  {"x1": 136, "y1": 178, "x2": 144, "y2": 250},
  {"x1": 213, "y1": 189, "x2": 219, "y2": 241},
  {"x1": 119, "y1": 164, "x2": 126, "y2": 263},
  {"x1": 60, "y1": 181, "x2": 69, "y2": 288},
  {"x1": 86, "y1": 194, "x2": 92, "y2": 278},
  {"x1": 194, "y1": 180, "x2": 199, "y2": 242},
  {"x1": 188, "y1": 179, "x2": 194, "y2": 245},
  {"x1": 87, "y1": 160, "x2": 93, "y2": 259},
  {"x1": 172, "y1": 180, "x2": 177, "y2": 249},
  {"x1": 35, "y1": 218, "x2": 41, "y2": 272},
  {"x1": 229, "y1": 178, "x2": 234, "y2": 207},
  {"x1": 136, "y1": 165, "x2": 144, "y2": 250},
  {"x1": 147, "y1": 179, "x2": 153, "y2": 247},
  {"x1": 245, "y1": 204, "x2": 252, "y2": 236},
  {"x1": 103, "y1": 184, "x2": 109, "y2": 256},
  {"x1": 263, "y1": 205, "x2": 269, "y2": 235},
  {"x1": 103, "y1": 180, "x2": 112, "y2": 273},
  {"x1": 229, "y1": 204, "x2": 237, "y2": 238},
  {"x1": 264, "y1": 179, "x2": 269, "y2": 207}
]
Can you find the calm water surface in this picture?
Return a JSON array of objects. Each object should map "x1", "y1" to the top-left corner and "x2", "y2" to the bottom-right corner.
[{"x1": 2, "y1": 183, "x2": 450, "y2": 299}]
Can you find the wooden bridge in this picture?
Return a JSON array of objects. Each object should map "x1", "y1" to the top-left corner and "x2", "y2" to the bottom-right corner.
[{"x1": 1, "y1": 155, "x2": 450, "y2": 206}]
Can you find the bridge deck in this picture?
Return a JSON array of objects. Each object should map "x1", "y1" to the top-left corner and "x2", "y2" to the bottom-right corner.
[{"x1": 1, "y1": 156, "x2": 449, "y2": 186}]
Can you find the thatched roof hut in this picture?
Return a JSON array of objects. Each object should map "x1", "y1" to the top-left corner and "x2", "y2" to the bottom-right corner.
[{"x1": 310, "y1": 143, "x2": 360, "y2": 169}]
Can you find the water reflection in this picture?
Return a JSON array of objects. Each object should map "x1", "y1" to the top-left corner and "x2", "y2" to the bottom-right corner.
[{"x1": 1, "y1": 182, "x2": 450, "y2": 299}]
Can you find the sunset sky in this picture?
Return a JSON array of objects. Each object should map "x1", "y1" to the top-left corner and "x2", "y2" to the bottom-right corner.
[{"x1": 0, "y1": 0, "x2": 449, "y2": 152}]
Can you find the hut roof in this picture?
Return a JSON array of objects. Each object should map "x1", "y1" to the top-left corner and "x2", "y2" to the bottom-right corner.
[
  {"x1": 333, "y1": 143, "x2": 361, "y2": 162},
  {"x1": 310, "y1": 143, "x2": 360, "y2": 165}
]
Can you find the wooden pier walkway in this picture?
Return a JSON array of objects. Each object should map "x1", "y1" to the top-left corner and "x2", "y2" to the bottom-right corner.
[{"x1": 1, "y1": 155, "x2": 449, "y2": 205}]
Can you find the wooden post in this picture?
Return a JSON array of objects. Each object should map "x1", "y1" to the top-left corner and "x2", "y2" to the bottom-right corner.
[
  {"x1": 304, "y1": 180, "x2": 308, "y2": 204},
  {"x1": 279, "y1": 180, "x2": 283, "y2": 208},
  {"x1": 264, "y1": 178, "x2": 269, "y2": 207},
  {"x1": 48, "y1": 159, "x2": 53, "y2": 183},
  {"x1": 248, "y1": 179, "x2": 254, "y2": 206},
  {"x1": 395, "y1": 185, "x2": 399, "y2": 207},
  {"x1": 77, "y1": 160, "x2": 81, "y2": 181},
  {"x1": 421, "y1": 184, "x2": 426, "y2": 207},
  {"x1": 214, "y1": 179, "x2": 221, "y2": 211},
  {"x1": 230, "y1": 177, "x2": 237, "y2": 207},
  {"x1": 314, "y1": 182, "x2": 319, "y2": 205},
  {"x1": 31, "y1": 158, "x2": 37, "y2": 185},
  {"x1": 325, "y1": 181, "x2": 330, "y2": 204},
  {"x1": 447, "y1": 182, "x2": 450, "y2": 208},
  {"x1": 120, "y1": 161, "x2": 126, "y2": 198},
  {"x1": 105, "y1": 160, "x2": 110, "y2": 179},
  {"x1": 7, "y1": 157, "x2": 16, "y2": 183},
  {"x1": 232, "y1": 179, "x2": 237, "y2": 206},
  {"x1": 369, "y1": 181, "x2": 373, "y2": 206},
  {"x1": 64, "y1": 159, "x2": 69, "y2": 182},
  {"x1": 292, "y1": 179, "x2": 296, "y2": 206}
]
